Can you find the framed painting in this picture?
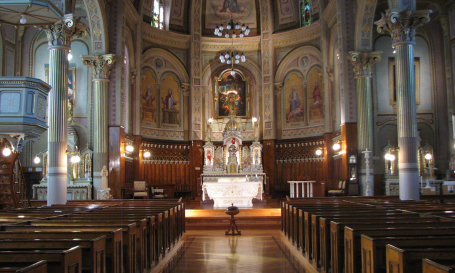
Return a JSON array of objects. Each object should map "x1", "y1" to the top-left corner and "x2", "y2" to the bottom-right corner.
[
  {"x1": 45, "y1": 66, "x2": 77, "y2": 105},
  {"x1": 388, "y1": 57, "x2": 420, "y2": 106},
  {"x1": 214, "y1": 70, "x2": 250, "y2": 118}
]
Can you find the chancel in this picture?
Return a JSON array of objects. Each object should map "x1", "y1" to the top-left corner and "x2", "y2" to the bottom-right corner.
[{"x1": 1, "y1": 0, "x2": 455, "y2": 272}]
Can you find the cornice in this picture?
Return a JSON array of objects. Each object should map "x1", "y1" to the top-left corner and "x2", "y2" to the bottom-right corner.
[
  {"x1": 125, "y1": 0, "x2": 140, "y2": 27},
  {"x1": 323, "y1": 0, "x2": 337, "y2": 28},
  {"x1": 201, "y1": 36, "x2": 261, "y2": 52},
  {"x1": 142, "y1": 22, "x2": 190, "y2": 49},
  {"x1": 272, "y1": 21, "x2": 321, "y2": 48}
]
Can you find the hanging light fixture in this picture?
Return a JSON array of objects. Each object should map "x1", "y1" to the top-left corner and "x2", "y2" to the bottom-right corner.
[{"x1": 214, "y1": 13, "x2": 250, "y2": 39}]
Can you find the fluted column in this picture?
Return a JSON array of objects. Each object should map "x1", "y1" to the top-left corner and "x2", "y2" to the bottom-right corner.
[
  {"x1": 376, "y1": 9, "x2": 431, "y2": 200},
  {"x1": 82, "y1": 54, "x2": 116, "y2": 199},
  {"x1": 348, "y1": 51, "x2": 381, "y2": 196},
  {"x1": 45, "y1": 15, "x2": 86, "y2": 206}
]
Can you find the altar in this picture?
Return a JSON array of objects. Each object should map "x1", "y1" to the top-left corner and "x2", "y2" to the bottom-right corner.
[
  {"x1": 200, "y1": 88, "x2": 264, "y2": 208},
  {"x1": 201, "y1": 174, "x2": 265, "y2": 208}
]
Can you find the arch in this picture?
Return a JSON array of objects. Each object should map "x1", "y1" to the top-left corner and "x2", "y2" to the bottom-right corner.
[
  {"x1": 201, "y1": 56, "x2": 261, "y2": 86},
  {"x1": 142, "y1": 48, "x2": 189, "y2": 83},
  {"x1": 123, "y1": 27, "x2": 136, "y2": 70},
  {"x1": 274, "y1": 45, "x2": 321, "y2": 83},
  {"x1": 354, "y1": 0, "x2": 378, "y2": 51},
  {"x1": 0, "y1": 27, "x2": 3, "y2": 76},
  {"x1": 81, "y1": 0, "x2": 108, "y2": 53}
]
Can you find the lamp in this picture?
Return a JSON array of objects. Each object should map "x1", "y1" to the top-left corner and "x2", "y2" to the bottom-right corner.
[
  {"x1": 67, "y1": 50, "x2": 73, "y2": 61},
  {"x1": 332, "y1": 143, "x2": 341, "y2": 151},
  {"x1": 2, "y1": 147, "x2": 11, "y2": 157},
  {"x1": 315, "y1": 149, "x2": 323, "y2": 156},
  {"x1": 125, "y1": 144, "x2": 134, "y2": 153},
  {"x1": 34, "y1": 156, "x2": 41, "y2": 164},
  {"x1": 70, "y1": 154, "x2": 81, "y2": 163},
  {"x1": 19, "y1": 14, "x2": 26, "y2": 24},
  {"x1": 143, "y1": 151, "x2": 151, "y2": 158},
  {"x1": 252, "y1": 117, "x2": 257, "y2": 123},
  {"x1": 214, "y1": 17, "x2": 249, "y2": 38}
]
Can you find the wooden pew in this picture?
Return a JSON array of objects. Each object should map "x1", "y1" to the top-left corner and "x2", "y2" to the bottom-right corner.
[
  {"x1": 0, "y1": 237, "x2": 106, "y2": 273},
  {"x1": 0, "y1": 260, "x2": 47, "y2": 273},
  {"x1": 4, "y1": 223, "x2": 136, "y2": 273},
  {"x1": 343, "y1": 222, "x2": 455, "y2": 273},
  {"x1": 361, "y1": 235, "x2": 455, "y2": 273},
  {"x1": 423, "y1": 259, "x2": 455, "y2": 273},
  {"x1": 318, "y1": 216, "x2": 437, "y2": 273},
  {"x1": 386, "y1": 245, "x2": 455, "y2": 273},
  {"x1": 0, "y1": 245, "x2": 82, "y2": 273},
  {"x1": 0, "y1": 229, "x2": 122, "y2": 273}
]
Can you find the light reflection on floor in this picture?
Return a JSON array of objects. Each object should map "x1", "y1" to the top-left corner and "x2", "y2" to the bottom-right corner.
[{"x1": 165, "y1": 230, "x2": 312, "y2": 273}]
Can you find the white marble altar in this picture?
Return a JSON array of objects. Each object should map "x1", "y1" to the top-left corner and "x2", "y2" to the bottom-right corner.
[{"x1": 202, "y1": 180, "x2": 262, "y2": 208}]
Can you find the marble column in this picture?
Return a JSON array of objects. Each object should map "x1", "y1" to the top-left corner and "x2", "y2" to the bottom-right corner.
[
  {"x1": 376, "y1": 9, "x2": 431, "y2": 200},
  {"x1": 82, "y1": 54, "x2": 116, "y2": 199},
  {"x1": 348, "y1": 52, "x2": 381, "y2": 196},
  {"x1": 45, "y1": 15, "x2": 86, "y2": 206}
]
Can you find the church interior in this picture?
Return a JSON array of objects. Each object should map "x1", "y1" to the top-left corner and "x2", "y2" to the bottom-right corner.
[{"x1": 1, "y1": 0, "x2": 455, "y2": 272}]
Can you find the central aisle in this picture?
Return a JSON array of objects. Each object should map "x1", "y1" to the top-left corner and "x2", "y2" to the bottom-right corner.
[{"x1": 162, "y1": 230, "x2": 317, "y2": 273}]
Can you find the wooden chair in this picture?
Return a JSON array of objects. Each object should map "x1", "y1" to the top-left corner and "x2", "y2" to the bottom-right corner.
[
  {"x1": 133, "y1": 180, "x2": 149, "y2": 199},
  {"x1": 151, "y1": 186, "x2": 165, "y2": 198},
  {"x1": 327, "y1": 180, "x2": 346, "y2": 196}
]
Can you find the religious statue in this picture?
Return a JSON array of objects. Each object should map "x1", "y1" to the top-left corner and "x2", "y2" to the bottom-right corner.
[{"x1": 101, "y1": 165, "x2": 108, "y2": 189}]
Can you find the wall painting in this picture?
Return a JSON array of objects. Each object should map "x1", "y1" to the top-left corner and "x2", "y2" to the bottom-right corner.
[
  {"x1": 141, "y1": 69, "x2": 157, "y2": 125},
  {"x1": 284, "y1": 72, "x2": 305, "y2": 125},
  {"x1": 160, "y1": 73, "x2": 180, "y2": 126},
  {"x1": 307, "y1": 67, "x2": 323, "y2": 121}
]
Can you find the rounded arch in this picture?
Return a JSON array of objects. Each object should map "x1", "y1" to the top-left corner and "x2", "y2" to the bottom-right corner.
[
  {"x1": 123, "y1": 27, "x2": 136, "y2": 69},
  {"x1": 142, "y1": 48, "x2": 189, "y2": 84},
  {"x1": 354, "y1": 0, "x2": 378, "y2": 51},
  {"x1": 201, "y1": 56, "x2": 261, "y2": 86},
  {"x1": 81, "y1": 0, "x2": 109, "y2": 53},
  {"x1": 274, "y1": 45, "x2": 321, "y2": 83}
]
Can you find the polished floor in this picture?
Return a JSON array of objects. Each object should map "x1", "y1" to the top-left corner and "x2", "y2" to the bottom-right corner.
[{"x1": 161, "y1": 230, "x2": 316, "y2": 273}]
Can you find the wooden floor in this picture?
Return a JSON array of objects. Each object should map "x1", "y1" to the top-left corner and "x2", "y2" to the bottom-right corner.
[
  {"x1": 159, "y1": 230, "x2": 316, "y2": 273},
  {"x1": 154, "y1": 200, "x2": 316, "y2": 273}
]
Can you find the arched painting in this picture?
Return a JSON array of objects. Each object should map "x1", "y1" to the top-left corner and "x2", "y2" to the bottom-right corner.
[
  {"x1": 307, "y1": 67, "x2": 323, "y2": 121},
  {"x1": 160, "y1": 73, "x2": 180, "y2": 125},
  {"x1": 141, "y1": 69, "x2": 157, "y2": 125},
  {"x1": 283, "y1": 72, "x2": 305, "y2": 125},
  {"x1": 215, "y1": 71, "x2": 248, "y2": 117}
]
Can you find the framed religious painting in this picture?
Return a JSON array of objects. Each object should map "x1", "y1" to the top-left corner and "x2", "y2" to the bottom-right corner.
[
  {"x1": 388, "y1": 57, "x2": 420, "y2": 107},
  {"x1": 214, "y1": 69, "x2": 250, "y2": 118}
]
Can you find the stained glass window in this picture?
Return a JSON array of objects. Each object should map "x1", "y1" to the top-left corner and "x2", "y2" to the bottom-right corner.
[
  {"x1": 152, "y1": 0, "x2": 164, "y2": 29},
  {"x1": 300, "y1": 0, "x2": 311, "y2": 27}
]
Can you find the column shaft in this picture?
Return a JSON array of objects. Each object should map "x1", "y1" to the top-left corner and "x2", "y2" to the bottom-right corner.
[
  {"x1": 396, "y1": 44, "x2": 419, "y2": 200},
  {"x1": 93, "y1": 79, "x2": 110, "y2": 190},
  {"x1": 47, "y1": 47, "x2": 69, "y2": 205}
]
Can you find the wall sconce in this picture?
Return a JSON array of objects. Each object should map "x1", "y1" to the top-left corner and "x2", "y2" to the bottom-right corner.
[
  {"x1": 252, "y1": 117, "x2": 257, "y2": 123},
  {"x1": 332, "y1": 143, "x2": 341, "y2": 151},
  {"x1": 2, "y1": 146, "x2": 12, "y2": 157},
  {"x1": 143, "y1": 150, "x2": 151, "y2": 158},
  {"x1": 125, "y1": 144, "x2": 134, "y2": 153},
  {"x1": 208, "y1": 118, "x2": 213, "y2": 124},
  {"x1": 34, "y1": 156, "x2": 41, "y2": 164},
  {"x1": 315, "y1": 148, "x2": 323, "y2": 156},
  {"x1": 424, "y1": 153, "x2": 432, "y2": 161}
]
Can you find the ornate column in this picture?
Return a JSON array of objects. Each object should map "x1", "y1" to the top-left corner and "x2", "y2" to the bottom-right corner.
[
  {"x1": 82, "y1": 54, "x2": 116, "y2": 199},
  {"x1": 45, "y1": 14, "x2": 86, "y2": 206},
  {"x1": 274, "y1": 83, "x2": 282, "y2": 138},
  {"x1": 348, "y1": 51, "x2": 381, "y2": 195},
  {"x1": 376, "y1": 8, "x2": 431, "y2": 200}
]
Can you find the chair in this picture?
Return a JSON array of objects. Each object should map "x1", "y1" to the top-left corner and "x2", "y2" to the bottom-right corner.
[
  {"x1": 328, "y1": 180, "x2": 346, "y2": 196},
  {"x1": 133, "y1": 180, "x2": 149, "y2": 199},
  {"x1": 151, "y1": 186, "x2": 166, "y2": 198}
]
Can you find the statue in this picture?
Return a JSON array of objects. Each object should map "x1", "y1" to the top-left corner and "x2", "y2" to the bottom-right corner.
[{"x1": 101, "y1": 165, "x2": 108, "y2": 189}]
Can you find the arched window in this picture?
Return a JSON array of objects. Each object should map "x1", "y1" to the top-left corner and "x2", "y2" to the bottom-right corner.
[
  {"x1": 300, "y1": 0, "x2": 311, "y2": 27},
  {"x1": 152, "y1": 0, "x2": 164, "y2": 29}
]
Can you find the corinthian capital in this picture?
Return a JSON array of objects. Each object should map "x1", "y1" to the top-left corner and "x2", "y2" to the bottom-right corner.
[
  {"x1": 375, "y1": 8, "x2": 432, "y2": 46},
  {"x1": 82, "y1": 54, "x2": 116, "y2": 80},
  {"x1": 347, "y1": 51, "x2": 382, "y2": 79},
  {"x1": 45, "y1": 14, "x2": 87, "y2": 48}
]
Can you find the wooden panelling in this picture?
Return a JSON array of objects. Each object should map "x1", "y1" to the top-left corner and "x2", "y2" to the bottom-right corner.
[
  {"x1": 274, "y1": 138, "x2": 325, "y2": 197},
  {"x1": 190, "y1": 141, "x2": 203, "y2": 198},
  {"x1": 263, "y1": 140, "x2": 275, "y2": 196}
]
